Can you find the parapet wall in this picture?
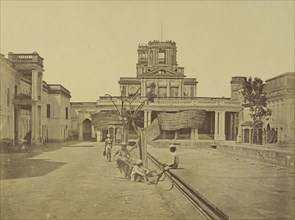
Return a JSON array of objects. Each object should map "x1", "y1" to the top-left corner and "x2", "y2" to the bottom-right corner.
[
  {"x1": 150, "y1": 139, "x2": 294, "y2": 167},
  {"x1": 216, "y1": 143, "x2": 294, "y2": 167},
  {"x1": 151, "y1": 140, "x2": 214, "y2": 149}
]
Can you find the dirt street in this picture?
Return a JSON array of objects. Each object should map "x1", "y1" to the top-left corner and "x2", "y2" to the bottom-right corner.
[{"x1": 1, "y1": 142, "x2": 203, "y2": 220}]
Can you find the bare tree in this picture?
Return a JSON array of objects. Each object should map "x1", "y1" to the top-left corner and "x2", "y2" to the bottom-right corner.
[{"x1": 106, "y1": 82, "x2": 157, "y2": 145}]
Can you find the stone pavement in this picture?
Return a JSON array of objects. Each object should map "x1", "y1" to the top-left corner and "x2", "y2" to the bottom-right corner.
[
  {"x1": 1, "y1": 141, "x2": 204, "y2": 220},
  {"x1": 148, "y1": 145, "x2": 295, "y2": 220}
]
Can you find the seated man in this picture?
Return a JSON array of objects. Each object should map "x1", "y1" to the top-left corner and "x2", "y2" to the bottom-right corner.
[
  {"x1": 114, "y1": 142, "x2": 131, "y2": 178},
  {"x1": 156, "y1": 145, "x2": 179, "y2": 184},
  {"x1": 130, "y1": 159, "x2": 150, "y2": 183}
]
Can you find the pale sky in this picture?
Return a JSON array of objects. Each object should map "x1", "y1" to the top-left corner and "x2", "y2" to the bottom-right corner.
[{"x1": 1, "y1": 1, "x2": 294, "y2": 102}]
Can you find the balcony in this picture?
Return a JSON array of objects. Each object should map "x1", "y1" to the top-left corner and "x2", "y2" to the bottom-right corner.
[
  {"x1": 13, "y1": 93, "x2": 36, "y2": 106},
  {"x1": 138, "y1": 58, "x2": 148, "y2": 64},
  {"x1": 8, "y1": 52, "x2": 44, "y2": 68},
  {"x1": 15, "y1": 93, "x2": 32, "y2": 100}
]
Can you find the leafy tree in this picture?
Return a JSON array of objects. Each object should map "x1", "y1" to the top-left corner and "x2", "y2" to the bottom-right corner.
[{"x1": 242, "y1": 77, "x2": 271, "y2": 144}]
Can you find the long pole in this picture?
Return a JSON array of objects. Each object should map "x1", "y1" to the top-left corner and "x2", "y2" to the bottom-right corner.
[{"x1": 161, "y1": 22, "x2": 163, "y2": 42}]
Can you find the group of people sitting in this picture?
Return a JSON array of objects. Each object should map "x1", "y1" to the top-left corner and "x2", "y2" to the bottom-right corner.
[{"x1": 103, "y1": 134, "x2": 179, "y2": 184}]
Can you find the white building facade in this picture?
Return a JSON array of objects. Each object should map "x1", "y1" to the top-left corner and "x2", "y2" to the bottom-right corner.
[{"x1": 0, "y1": 52, "x2": 71, "y2": 144}]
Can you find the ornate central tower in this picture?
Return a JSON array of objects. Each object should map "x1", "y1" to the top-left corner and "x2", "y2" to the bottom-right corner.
[
  {"x1": 136, "y1": 40, "x2": 184, "y2": 77},
  {"x1": 119, "y1": 40, "x2": 197, "y2": 98}
]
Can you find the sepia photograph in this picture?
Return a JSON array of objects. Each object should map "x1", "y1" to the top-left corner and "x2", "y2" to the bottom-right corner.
[{"x1": 0, "y1": 1, "x2": 294, "y2": 220}]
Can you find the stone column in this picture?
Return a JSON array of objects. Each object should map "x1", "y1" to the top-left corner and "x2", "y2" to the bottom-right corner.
[
  {"x1": 167, "y1": 80, "x2": 170, "y2": 97},
  {"x1": 31, "y1": 70, "x2": 38, "y2": 100},
  {"x1": 190, "y1": 128, "x2": 199, "y2": 140},
  {"x1": 144, "y1": 111, "x2": 148, "y2": 128},
  {"x1": 78, "y1": 122, "x2": 83, "y2": 141},
  {"x1": 214, "y1": 111, "x2": 219, "y2": 140},
  {"x1": 31, "y1": 104, "x2": 38, "y2": 144},
  {"x1": 167, "y1": 49, "x2": 171, "y2": 64},
  {"x1": 14, "y1": 106, "x2": 20, "y2": 140},
  {"x1": 38, "y1": 73, "x2": 43, "y2": 100},
  {"x1": 147, "y1": 111, "x2": 152, "y2": 126},
  {"x1": 142, "y1": 80, "x2": 146, "y2": 97},
  {"x1": 153, "y1": 49, "x2": 157, "y2": 65},
  {"x1": 91, "y1": 125, "x2": 95, "y2": 140},
  {"x1": 38, "y1": 106, "x2": 42, "y2": 144},
  {"x1": 228, "y1": 113, "x2": 233, "y2": 140},
  {"x1": 96, "y1": 130, "x2": 102, "y2": 142},
  {"x1": 214, "y1": 111, "x2": 226, "y2": 140},
  {"x1": 219, "y1": 111, "x2": 226, "y2": 140},
  {"x1": 233, "y1": 113, "x2": 238, "y2": 141}
]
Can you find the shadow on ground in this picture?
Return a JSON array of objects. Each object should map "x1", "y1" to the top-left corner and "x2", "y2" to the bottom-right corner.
[
  {"x1": 1, "y1": 158, "x2": 66, "y2": 180},
  {"x1": 0, "y1": 142, "x2": 70, "y2": 180}
]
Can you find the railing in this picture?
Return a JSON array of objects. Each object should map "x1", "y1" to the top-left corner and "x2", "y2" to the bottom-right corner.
[
  {"x1": 98, "y1": 96, "x2": 146, "y2": 104},
  {"x1": 14, "y1": 93, "x2": 32, "y2": 100},
  {"x1": 97, "y1": 96, "x2": 241, "y2": 106},
  {"x1": 138, "y1": 58, "x2": 148, "y2": 63},
  {"x1": 14, "y1": 54, "x2": 33, "y2": 60},
  {"x1": 8, "y1": 53, "x2": 43, "y2": 67},
  {"x1": 158, "y1": 58, "x2": 165, "y2": 64}
]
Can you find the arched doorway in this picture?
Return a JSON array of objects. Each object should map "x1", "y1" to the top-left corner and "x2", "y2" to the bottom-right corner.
[{"x1": 83, "y1": 119, "x2": 92, "y2": 140}]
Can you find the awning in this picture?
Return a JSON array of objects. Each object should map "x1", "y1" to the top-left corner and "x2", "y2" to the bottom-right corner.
[{"x1": 158, "y1": 110, "x2": 206, "y2": 131}]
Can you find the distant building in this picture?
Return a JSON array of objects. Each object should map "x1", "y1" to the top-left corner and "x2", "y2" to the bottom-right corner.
[
  {"x1": 94, "y1": 40, "x2": 242, "y2": 143},
  {"x1": 237, "y1": 72, "x2": 295, "y2": 145},
  {"x1": 70, "y1": 40, "x2": 294, "y2": 146},
  {"x1": 264, "y1": 72, "x2": 295, "y2": 144},
  {"x1": 70, "y1": 102, "x2": 97, "y2": 141},
  {"x1": 0, "y1": 52, "x2": 71, "y2": 144}
]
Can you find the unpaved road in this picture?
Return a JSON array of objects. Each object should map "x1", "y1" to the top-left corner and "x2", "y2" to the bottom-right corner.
[{"x1": 1, "y1": 142, "x2": 204, "y2": 220}]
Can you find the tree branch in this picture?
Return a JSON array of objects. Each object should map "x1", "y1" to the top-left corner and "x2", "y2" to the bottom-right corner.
[{"x1": 106, "y1": 94, "x2": 121, "y2": 116}]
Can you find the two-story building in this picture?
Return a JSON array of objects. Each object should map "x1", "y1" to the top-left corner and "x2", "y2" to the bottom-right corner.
[{"x1": 0, "y1": 52, "x2": 71, "y2": 145}]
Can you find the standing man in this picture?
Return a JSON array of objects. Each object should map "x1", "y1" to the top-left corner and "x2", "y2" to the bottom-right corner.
[{"x1": 104, "y1": 134, "x2": 113, "y2": 162}]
